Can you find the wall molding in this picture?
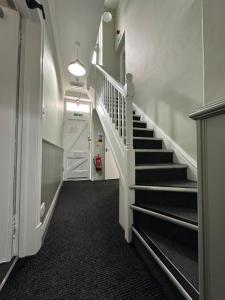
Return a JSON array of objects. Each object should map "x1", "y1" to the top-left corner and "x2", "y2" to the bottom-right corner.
[
  {"x1": 133, "y1": 103, "x2": 197, "y2": 181},
  {"x1": 41, "y1": 180, "x2": 63, "y2": 240},
  {"x1": 190, "y1": 98, "x2": 225, "y2": 120}
]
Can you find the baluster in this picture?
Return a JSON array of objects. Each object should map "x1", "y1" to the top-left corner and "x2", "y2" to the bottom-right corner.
[
  {"x1": 118, "y1": 93, "x2": 121, "y2": 136},
  {"x1": 108, "y1": 82, "x2": 111, "y2": 116},
  {"x1": 112, "y1": 87, "x2": 114, "y2": 123},
  {"x1": 124, "y1": 73, "x2": 134, "y2": 148},
  {"x1": 107, "y1": 80, "x2": 109, "y2": 112},
  {"x1": 104, "y1": 77, "x2": 106, "y2": 106},
  {"x1": 114, "y1": 89, "x2": 117, "y2": 125},
  {"x1": 121, "y1": 96, "x2": 125, "y2": 143},
  {"x1": 110, "y1": 84, "x2": 113, "y2": 119}
]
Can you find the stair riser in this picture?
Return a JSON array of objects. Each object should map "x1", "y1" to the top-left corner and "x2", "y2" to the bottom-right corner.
[
  {"x1": 133, "y1": 129, "x2": 154, "y2": 138},
  {"x1": 133, "y1": 122, "x2": 147, "y2": 128},
  {"x1": 133, "y1": 211, "x2": 198, "y2": 252},
  {"x1": 134, "y1": 139, "x2": 162, "y2": 149},
  {"x1": 135, "y1": 190, "x2": 197, "y2": 210},
  {"x1": 135, "y1": 152, "x2": 173, "y2": 164},
  {"x1": 133, "y1": 115, "x2": 141, "y2": 121},
  {"x1": 135, "y1": 168, "x2": 187, "y2": 184},
  {"x1": 132, "y1": 233, "x2": 187, "y2": 300}
]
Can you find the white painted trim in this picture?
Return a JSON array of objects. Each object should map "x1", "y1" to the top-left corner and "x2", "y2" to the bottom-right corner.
[
  {"x1": 190, "y1": 98, "x2": 225, "y2": 120},
  {"x1": 96, "y1": 65, "x2": 124, "y2": 95},
  {"x1": 18, "y1": 18, "x2": 43, "y2": 258},
  {"x1": 41, "y1": 181, "x2": 63, "y2": 239},
  {"x1": 133, "y1": 103, "x2": 197, "y2": 181}
]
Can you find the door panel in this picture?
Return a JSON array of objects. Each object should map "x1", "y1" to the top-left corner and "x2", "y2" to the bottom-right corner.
[
  {"x1": 64, "y1": 108, "x2": 90, "y2": 180},
  {"x1": 0, "y1": 7, "x2": 20, "y2": 262}
]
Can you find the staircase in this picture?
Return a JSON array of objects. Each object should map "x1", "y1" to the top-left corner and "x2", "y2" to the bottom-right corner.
[
  {"x1": 131, "y1": 110, "x2": 199, "y2": 300},
  {"x1": 93, "y1": 65, "x2": 199, "y2": 300}
]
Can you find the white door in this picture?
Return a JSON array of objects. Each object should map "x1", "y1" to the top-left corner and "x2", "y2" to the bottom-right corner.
[
  {"x1": 0, "y1": 7, "x2": 20, "y2": 262},
  {"x1": 105, "y1": 138, "x2": 119, "y2": 180},
  {"x1": 63, "y1": 101, "x2": 91, "y2": 180}
]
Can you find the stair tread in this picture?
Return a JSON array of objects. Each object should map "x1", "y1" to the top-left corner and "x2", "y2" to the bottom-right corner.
[
  {"x1": 133, "y1": 127, "x2": 153, "y2": 131},
  {"x1": 135, "y1": 149, "x2": 173, "y2": 153},
  {"x1": 135, "y1": 163, "x2": 188, "y2": 170},
  {"x1": 133, "y1": 137, "x2": 162, "y2": 140},
  {"x1": 151, "y1": 180, "x2": 197, "y2": 188},
  {"x1": 133, "y1": 226, "x2": 199, "y2": 291},
  {"x1": 134, "y1": 203, "x2": 198, "y2": 225},
  {"x1": 133, "y1": 120, "x2": 147, "y2": 124}
]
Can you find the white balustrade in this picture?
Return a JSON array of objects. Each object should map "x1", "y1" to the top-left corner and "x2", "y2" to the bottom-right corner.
[{"x1": 94, "y1": 65, "x2": 135, "y2": 242}]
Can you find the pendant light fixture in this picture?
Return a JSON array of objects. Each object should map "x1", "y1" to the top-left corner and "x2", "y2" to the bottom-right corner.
[
  {"x1": 68, "y1": 42, "x2": 86, "y2": 77},
  {"x1": 102, "y1": 11, "x2": 112, "y2": 23}
]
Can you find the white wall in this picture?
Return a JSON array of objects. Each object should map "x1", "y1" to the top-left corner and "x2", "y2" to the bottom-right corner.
[
  {"x1": 41, "y1": 24, "x2": 64, "y2": 236},
  {"x1": 116, "y1": 0, "x2": 204, "y2": 161},
  {"x1": 42, "y1": 25, "x2": 64, "y2": 147},
  {"x1": 202, "y1": 0, "x2": 225, "y2": 104},
  {"x1": 102, "y1": 17, "x2": 120, "y2": 80}
]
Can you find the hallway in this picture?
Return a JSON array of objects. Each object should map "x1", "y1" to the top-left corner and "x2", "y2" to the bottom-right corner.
[{"x1": 1, "y1": 180, "x2": 168, "y2": 300}]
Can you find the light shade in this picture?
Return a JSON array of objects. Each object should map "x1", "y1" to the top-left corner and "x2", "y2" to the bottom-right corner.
[
  {"x1": 102, "y1": 11, "x2": 112, "y2": 23},
  {"x1": 68, "y1": 59, "x2": 86, "y2": 77}
]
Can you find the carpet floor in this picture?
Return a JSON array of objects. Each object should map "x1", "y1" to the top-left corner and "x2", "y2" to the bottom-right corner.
[{"x1": 1, "y1": 180, "x2": 168, "y2": 300}]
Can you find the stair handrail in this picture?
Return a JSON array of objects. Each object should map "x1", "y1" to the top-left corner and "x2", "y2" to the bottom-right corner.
[
  {"x1": 96, "y1": 65, "x2": 125, "y2": 95},
  {"x1": 95, "y1": 64, "x2": 134, "y2": 149}
]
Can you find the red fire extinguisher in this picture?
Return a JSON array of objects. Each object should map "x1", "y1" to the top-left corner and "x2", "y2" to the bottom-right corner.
[{"x1": 94, "y1": 154, "x2": 102, "y2": 171}]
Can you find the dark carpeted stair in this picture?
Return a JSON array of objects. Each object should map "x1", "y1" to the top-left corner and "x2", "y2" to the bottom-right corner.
[{"x1": 131, "y1": 109, "x2": 199, "y2": 300}]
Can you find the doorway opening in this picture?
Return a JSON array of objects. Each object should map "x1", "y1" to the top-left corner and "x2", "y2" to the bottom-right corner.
[{"x1": 63, "y1": 100, "x2": 91, "y2": 181}]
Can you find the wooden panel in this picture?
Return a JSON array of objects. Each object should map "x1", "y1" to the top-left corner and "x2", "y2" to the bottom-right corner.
[{"x1": 203, "y1": 114, "x2": 225, "y2": 299}]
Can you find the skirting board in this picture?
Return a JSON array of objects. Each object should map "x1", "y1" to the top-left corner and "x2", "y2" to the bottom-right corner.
[
  {"x1": 133, "y1": 103, "x2": 197, "y2": 181},
  {"x1": 41, "y1": 180, "x2": 63, "y2": 240},
  {"x1": 0, "y1": 257, "x2": 18, "y2": 292}
]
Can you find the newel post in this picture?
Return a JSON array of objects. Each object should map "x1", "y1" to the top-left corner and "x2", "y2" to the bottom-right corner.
[
  {"x1": 124, "y1": 73, "x2": 135, "y2": 243},
  {"x1": 124, "y1": 73, "x2": 134, "y2": 149}
]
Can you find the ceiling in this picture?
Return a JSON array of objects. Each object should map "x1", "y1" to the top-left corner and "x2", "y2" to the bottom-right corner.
[
  {"x1": 44, "y1": 0, "x2": 106, "y2": 97},
  {"x1": 104, "y1": 0, "x2": 118, "y2": 9}
]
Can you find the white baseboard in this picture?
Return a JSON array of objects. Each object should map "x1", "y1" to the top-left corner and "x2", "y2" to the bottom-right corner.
[
  {"x1": 41, "y1": 180, "x2": 63, "y2": 240},
  {"x1": 133, "y1": 103, "x2": 197, "y2": 181}
]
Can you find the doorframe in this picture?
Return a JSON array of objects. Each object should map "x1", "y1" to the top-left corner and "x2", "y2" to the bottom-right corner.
[
  {"x1": 63, "y1": 99, "x2": 92, "y2": 181},
  {"x1": 0, "y1": 6, "x2": 21, "y2": 263},
  {"x1": 17, "y1": 16, "x2": 44, "y2": 258}
]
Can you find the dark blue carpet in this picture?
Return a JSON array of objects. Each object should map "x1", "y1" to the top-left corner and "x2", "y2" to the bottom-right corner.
[{"x1": 1, "y1": 180, "x2": 168, "y2": 299}]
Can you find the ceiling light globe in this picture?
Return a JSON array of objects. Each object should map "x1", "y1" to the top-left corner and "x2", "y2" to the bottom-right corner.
[
  {"x1": 102, "y1": 11, "x2": 112, "y2": 23},
  {"x1": 68, "y1": 60, "x2": 86, "y2": 77}
]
